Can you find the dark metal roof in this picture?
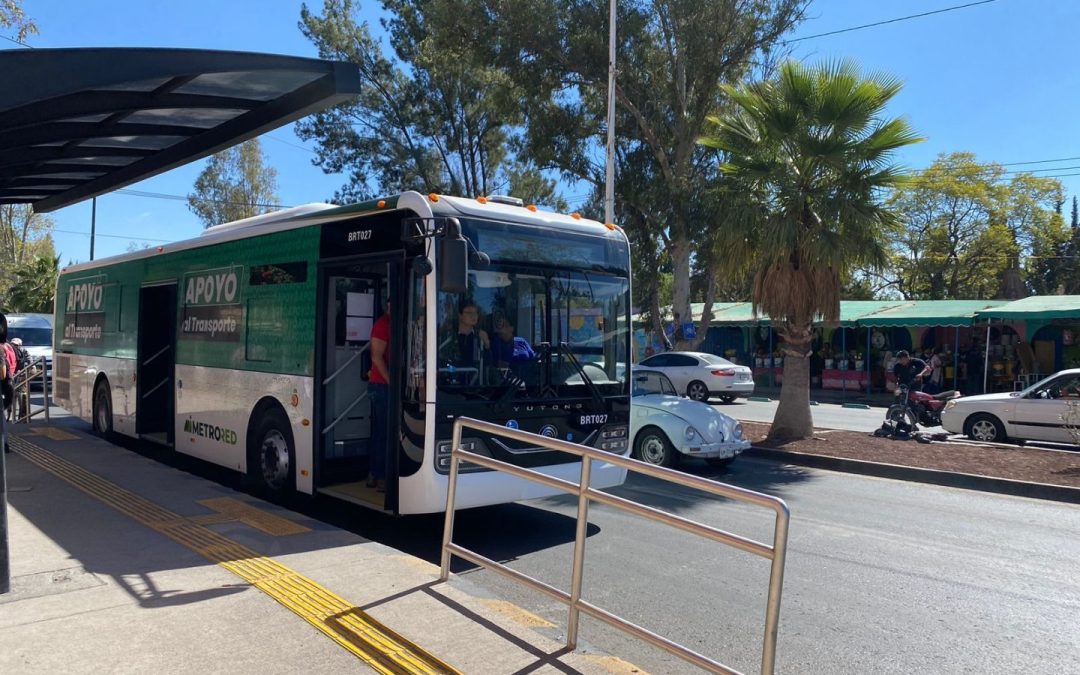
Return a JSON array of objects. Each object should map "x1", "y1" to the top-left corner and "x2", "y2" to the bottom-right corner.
[{"x1": 0, "y1": 48, "x2": 361, "y2": 212}]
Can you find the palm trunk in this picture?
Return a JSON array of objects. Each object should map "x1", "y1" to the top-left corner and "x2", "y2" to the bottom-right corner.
[{"x1": 767, "y1": 323, "x2": 814, "y2": 442}]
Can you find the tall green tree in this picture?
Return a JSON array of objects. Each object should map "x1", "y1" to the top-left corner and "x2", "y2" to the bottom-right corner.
[
  {"x1": 701, "y1": 60, "x2": 922, "y2": 441},
  {"x1": 0, "y1": 204, "x2": 56, "y2": 302},
  {"x1": 297, "y1": 0, "x2": 562, "y2": 206},
  {"x1": 1, "y1": 0, "x2": 37, "y2": 42},
  {"x1": 8, "y1": 255, "x2": 59, "y2": 313},
  {"x1": 187, "y1": 139, "x2": 280, "y2": 228},
  {"x1": 882, "y1": 153, "x2": 1065, "y2": 299},
  {"x1": 480, "y1": 0, "x2": 807, "y2": 345}
]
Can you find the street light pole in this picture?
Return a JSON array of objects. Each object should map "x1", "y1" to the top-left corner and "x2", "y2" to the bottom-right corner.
[
  {"x1": 90, "y1": 197, "x2": 96, "y2": 261},
  {"x1": 603, "y1": 0, "x2": 617, "y2": 226}
]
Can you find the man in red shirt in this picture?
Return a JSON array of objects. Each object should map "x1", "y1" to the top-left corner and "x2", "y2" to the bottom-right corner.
[{"x1": 367, "y1": 302, "x2": 390, "y2": 491}]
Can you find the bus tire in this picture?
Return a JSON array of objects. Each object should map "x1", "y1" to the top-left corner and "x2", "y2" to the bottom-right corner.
[
  {"x1": 93, "y1": 378, "x2": 113, "y2": 438},
  {"x1": 247, "y1": 405, "x2": 295, "y2": 500}
]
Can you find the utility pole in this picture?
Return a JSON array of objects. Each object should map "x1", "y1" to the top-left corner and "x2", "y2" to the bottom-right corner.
[
  {"x1": 90, "y1": 197, "x2": 96, "y2": 261},
  {"x1": 603, "y1": 0, "x2": 617, "y2": 227}
]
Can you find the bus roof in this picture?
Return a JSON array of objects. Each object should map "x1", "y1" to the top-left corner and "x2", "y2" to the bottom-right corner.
[{"x1": 59, "y1": 191, "x2": 621, "y2": 275}]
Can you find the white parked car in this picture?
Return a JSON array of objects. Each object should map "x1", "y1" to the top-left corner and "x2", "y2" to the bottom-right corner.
[
  {"x1": 631, "y1": 369, "x2": 750, "y2": 467},
  {"x1": 636, "y1": 351, "x2": 754, "y2": 403},
  {"x1": 941, "y1": 368, "x2": 1080, "y2": 445},
  {"x1": 7, "y1": 313, "x2": 53, "y2": 387}
]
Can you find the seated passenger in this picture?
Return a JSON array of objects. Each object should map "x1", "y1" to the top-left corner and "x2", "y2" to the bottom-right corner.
[
  {"x1": 491, "y1": 318, "x2": 536, "y2": 367},
  {"x1": 446, "y1": 301, "x2": 490, "y2": 367}
]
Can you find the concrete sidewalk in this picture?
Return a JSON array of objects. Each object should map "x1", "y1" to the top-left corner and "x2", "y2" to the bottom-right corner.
[{"x1": 0, "y1": 422, "x2": 641, "y2": 674}]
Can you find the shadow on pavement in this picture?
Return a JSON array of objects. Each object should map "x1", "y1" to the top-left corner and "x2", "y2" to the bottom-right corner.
[{"x1": 589, "y1": 455, "x2": 814, "y2": 517}]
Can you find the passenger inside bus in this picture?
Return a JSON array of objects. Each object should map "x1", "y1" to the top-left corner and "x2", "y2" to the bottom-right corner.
[{"x1": 438, "y1": 301, "x2": 491, "y2": 384}]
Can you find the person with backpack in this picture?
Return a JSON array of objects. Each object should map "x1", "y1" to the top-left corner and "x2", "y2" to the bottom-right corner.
[{"x1": 8, "y1": 338, "x2": 29, "y2": 377}]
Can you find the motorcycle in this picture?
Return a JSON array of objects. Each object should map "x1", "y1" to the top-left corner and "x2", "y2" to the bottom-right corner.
[{"x1": 886, "y1": 383, "x2": 961, "y2": 429}]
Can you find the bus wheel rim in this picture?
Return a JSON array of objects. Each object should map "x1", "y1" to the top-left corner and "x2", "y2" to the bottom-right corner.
[{"x1": 261, "y1": 430, "x2": 289, "y2": 488}]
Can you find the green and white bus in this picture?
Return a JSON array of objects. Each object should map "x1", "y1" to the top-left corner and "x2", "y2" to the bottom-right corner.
[{"x1": 54, "y1": 191, "x2": 632, "y2": 514}]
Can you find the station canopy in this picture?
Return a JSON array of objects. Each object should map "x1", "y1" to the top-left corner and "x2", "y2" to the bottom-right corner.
[{"x1": 0, "y1": 48, "x2": 361, "y2": 212}]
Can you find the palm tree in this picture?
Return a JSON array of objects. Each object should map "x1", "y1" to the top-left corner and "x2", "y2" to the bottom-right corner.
[{"x1": 700, "y1": 60, "x2": 922, "y2": 441}]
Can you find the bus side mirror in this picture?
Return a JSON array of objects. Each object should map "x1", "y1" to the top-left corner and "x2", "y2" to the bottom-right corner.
[{"x1": 438, "y1": 218, "x2": 469, "y2": 293}]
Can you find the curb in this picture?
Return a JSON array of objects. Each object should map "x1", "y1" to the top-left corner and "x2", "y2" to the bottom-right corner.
[
  {"x1": 745, "y1": 446, "x2": 1080, "y2": 505},
  {"x1": 747, "y1": 396, "x2": 772, "y2": 402},
  {"x1": 841, "y1": 402, "x2": 871, "y2": 410}
]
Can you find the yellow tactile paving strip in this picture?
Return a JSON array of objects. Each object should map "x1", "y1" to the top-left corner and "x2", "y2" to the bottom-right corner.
[
  {"x1": 11, "y1": 435, "x2": 460, "y2": 675},
  {"x1": 194, "y1": 496, "x2": 312, "y2": 536}
]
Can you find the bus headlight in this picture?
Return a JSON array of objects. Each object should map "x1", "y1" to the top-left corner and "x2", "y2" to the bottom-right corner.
[
  {"x1": 599, "y1": 425, "x2": 628, "y2": 453},
  {"x1": 435, "y1": 438, "x2": 480, "y2": 472}
]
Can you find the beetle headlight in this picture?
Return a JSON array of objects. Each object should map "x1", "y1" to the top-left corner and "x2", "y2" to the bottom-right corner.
[{"x1": 684, "y1": 425, "x2": 700, "y2": 441}]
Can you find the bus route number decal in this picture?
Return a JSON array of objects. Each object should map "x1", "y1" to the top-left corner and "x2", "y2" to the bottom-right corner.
[{"x1": 347, "y1": 229, "x2": 373, "y2": 242}]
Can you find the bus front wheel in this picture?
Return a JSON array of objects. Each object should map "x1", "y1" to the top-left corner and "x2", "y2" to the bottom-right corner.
[
  {"x1": 248, "y1": 407, "x2": 295, "y2": 499},
  {"x1": 93, "y1": 380, "x2": 113, "y2": 437}
]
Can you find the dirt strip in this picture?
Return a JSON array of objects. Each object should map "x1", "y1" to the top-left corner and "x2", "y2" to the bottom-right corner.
[{"x1": 741, "y1": 422, "x2": 1080, "y2": 488}]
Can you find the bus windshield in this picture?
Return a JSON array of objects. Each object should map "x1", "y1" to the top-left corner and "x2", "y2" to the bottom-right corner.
[{"x1": 436, "y1": 264, "x2": 629, "y2": 401}]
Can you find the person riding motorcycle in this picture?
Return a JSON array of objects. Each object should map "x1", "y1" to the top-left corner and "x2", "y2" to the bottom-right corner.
[{"x1": 892, "y1": 350, "x2": 931, "y2": 393}]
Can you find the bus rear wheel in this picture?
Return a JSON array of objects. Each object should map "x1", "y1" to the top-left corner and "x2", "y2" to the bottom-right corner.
[
  {"x1": 248, "y1": 407, "x2": 295, "y2": 499},
  {"x1": 93, "y1": 380, "x2": 113, "y2": 437}
]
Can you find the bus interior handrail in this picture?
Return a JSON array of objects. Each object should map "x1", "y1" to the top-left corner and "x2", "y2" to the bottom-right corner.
[
  {"x1": 141, "y1": 344, "x2": 171, "y2": 368},
  {"x1": 321, "y1": 391, "x2": 369, "y2": 435},
  {"x1": 439, "y1": 416, "x2": 790, "y2": 675},
  {"x1": 323, "y1": 343, "x2": 369, "y2": 386}
]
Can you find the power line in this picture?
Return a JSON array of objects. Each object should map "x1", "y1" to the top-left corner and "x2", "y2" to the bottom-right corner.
[
  {"x1": 0, "y1": 33, "x2": 33, "y2": 48},
  {"x1": 116, "y1": 188, "x2": 290, "y2": 209},
  {"x1": 265, "y1": 134, "x2": 318, "y2": 154},
  {"x1": 1000, "y1": 155, "x2": 1080, "y2": 167},
  {"x1": 51, "y1": 227, "x2": 171, "y2": 243},
  {"x1": 786, "y1": 0, "x2": 999, "y2": 43}
]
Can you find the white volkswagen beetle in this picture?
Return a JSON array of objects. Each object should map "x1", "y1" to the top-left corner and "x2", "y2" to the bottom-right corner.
[
  {"x1": 941, "y1": 368, "x2": 1080, "y2": 445},
  {"x1": 631, "y1": 369, "x2": 750, "y2": 467}
]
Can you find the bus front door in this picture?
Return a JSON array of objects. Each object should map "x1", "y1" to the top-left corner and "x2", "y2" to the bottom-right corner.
[
  {"x1": 317, "y1": 260, "x2": 400, "y2": 510},
  {"x1": 136, "y1": 283, "x2": 177, "y2": 445}
]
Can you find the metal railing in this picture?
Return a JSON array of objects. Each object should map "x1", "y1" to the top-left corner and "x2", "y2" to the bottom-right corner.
[
  {"x1": 439, "y1": 417, "x2": 790, "y2": 675},
  {"x1": 10, "y1": 356, "x2": 50, "y2": 424}
]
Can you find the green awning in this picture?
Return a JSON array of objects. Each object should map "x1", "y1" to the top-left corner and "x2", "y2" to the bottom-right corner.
[
  {"x1": 857, "y1": 300, "x2": 1007, "y2": 327},
  {"x1": 975, "y1": 296, "x2": 1080, "y2": 321}
]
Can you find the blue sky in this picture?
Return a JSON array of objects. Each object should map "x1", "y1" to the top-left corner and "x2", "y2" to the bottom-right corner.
[{"x1": 12, "y1": 0, "x2": 1080, "y2": 262}]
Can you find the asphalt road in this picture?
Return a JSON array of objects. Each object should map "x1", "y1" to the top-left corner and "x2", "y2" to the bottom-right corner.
[{"x1": 435, "y1": 458, "x2": 1080, "y2": 675}]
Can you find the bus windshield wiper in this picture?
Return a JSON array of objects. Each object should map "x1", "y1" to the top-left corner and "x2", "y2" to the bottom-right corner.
[{"x1": 558, "y1": 342, "x2": 604, "y2": 406}]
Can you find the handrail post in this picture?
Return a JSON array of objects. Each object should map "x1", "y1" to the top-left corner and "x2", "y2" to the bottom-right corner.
[
  {"x1": 42, "y1": 360, "x2": 49, "y2": 423},
  {"x1": 439, "y1": 419, "x2": 464, "y2": 582},
  {"x1": 566, "y1": 454, "x2": 592, "y2": 649},
  {"x1": 760, "y1": 503, "x2": 790, "y2": 675}
]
